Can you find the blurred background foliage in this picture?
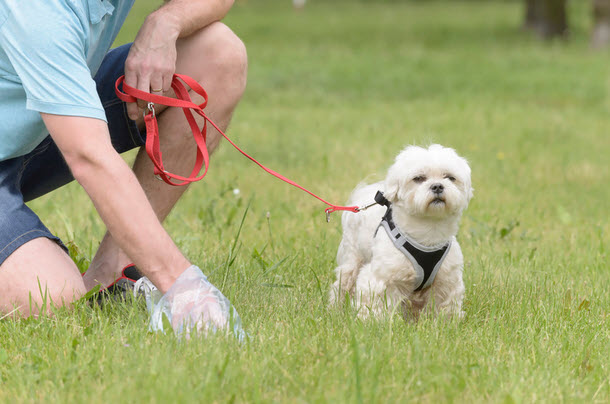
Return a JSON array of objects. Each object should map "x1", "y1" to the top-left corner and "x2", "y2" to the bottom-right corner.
[{"x1": 287, "y1": 0, "x2": 610, "y2": 46}]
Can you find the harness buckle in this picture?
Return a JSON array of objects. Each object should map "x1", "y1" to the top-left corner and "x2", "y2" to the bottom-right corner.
[{"x1": 374, "y1": 191, "x2": 390, "y2": 207}]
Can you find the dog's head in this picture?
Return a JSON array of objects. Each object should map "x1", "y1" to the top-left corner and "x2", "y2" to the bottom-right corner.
[{"x1": 383, "y1": 144, "x2": 473, "y2": 219}]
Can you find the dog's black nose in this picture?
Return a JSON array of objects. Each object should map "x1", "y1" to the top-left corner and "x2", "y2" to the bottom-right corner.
[{"x1": 430, "y1": 183, "x2": 444, "y2": 194}]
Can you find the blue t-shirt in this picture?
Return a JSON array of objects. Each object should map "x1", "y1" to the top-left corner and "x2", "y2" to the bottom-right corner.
[{"x1": 0, "y1": 0, "x2": 135, "y2": 161}]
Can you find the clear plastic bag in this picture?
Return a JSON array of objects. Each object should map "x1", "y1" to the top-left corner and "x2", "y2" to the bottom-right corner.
[{"x1": 135, "y1": 265, "x2": 245, "y2": 341}]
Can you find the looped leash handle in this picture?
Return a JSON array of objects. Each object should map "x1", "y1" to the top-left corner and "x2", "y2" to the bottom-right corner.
[
  {"x1": 325, "y1": 205, "x2": 360, "y2": 222},
  {"x1": 115, "y1": 74, "x2": 359, "y2": 219},
  {"x1": 115, "y1": 74, "x2": 210, "y2": 186}
]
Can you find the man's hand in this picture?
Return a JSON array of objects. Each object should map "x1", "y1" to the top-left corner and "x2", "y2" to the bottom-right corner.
[
  {"x1": 125, "y1": 13, "x2": 179, "y2": 120},
  {"x1": 146, "y1": 265, "x2": 245, "y2": 341},
  {"x1": 124, "y1": 0, "x2": 235, "y2": 120}
]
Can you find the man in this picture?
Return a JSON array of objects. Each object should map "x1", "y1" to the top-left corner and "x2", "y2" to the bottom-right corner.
[{"x1": 0, "y1": 0, "x2": 247, "y2": 331}]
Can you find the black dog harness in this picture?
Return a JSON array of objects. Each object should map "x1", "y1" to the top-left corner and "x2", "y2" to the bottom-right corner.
[{"x1": 374, "y1": 191, "x2": 452, "y2": 292}]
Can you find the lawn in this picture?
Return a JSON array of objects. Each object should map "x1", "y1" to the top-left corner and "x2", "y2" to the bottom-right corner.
[{"x1": 1, "y1": 0, "x2": 609, "y2": 402}]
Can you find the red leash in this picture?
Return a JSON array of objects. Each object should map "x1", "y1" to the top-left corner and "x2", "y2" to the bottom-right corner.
[{"x1": 115, "y1": 74, "x2": 360, "y2": 220}]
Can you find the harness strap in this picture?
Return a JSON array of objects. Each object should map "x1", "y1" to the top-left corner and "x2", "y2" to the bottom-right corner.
[
  {"x1": 114, "y1": 74, "x2": 359, "y2": 217},
  {"x1": 375, "y1": 191, "x2": 451, "y2": 291}
]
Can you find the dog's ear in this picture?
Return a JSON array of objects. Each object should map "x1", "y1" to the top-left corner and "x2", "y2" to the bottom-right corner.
[
  {"x1": 383, "y1": 175, "x2": 401, "y2": 203},
  {"x1": 467, "y1": 184, "x2": 474, "y2": 203},
  {"x1": 461, "y1": 161, "x2": 474, "y2": 204},
  {"x1": 383, "y1": 158, "x2": 406, "y2": 203}
]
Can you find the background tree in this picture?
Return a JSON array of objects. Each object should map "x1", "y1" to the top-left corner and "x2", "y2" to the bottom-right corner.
[
  {"x1": 592, "y1": 0, "x2": 610, "y2": 47},
  {"x1": 523, "y1": 0, "x2": 568, "y2": 39}
]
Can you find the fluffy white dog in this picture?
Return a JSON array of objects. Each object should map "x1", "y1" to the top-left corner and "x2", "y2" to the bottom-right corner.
[{"x1": 329, "y1": 144, "x2": 473, "y2": 320}]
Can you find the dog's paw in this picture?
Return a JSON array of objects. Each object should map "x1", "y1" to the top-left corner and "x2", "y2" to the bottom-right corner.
[
  {"x1": 328, "y1": 284, "x2": 341, "y2": 306},
  {"x1": 329, "y1": 281, "x2": 353, "y2": 307}
]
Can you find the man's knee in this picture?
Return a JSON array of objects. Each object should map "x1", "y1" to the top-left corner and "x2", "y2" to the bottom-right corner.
[
  {"x1": 30, "y1": 281, "x2": 86, "y2": 316},
  {"x1": 0, "y1": 238, "x2": 86, "y2": 317},
  {"x1": 184, "y1": 22, "x2": 248, "y2": 99},
  {"x1": 1, "y1": 278, "x2": 86, "y2": 318}
]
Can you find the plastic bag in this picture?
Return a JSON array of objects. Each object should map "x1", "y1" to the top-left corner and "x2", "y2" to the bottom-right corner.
[{"x1": 135, "y1": 265, "x2": 245, "y2": 341}]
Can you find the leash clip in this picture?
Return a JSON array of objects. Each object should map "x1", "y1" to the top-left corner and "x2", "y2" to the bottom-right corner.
[
  {"x1": 154, "y1": 170, "x2": 169, "y2": 181},
  {"x1": 144, "y1": 102, "x2": 156, "y2": 118},
  {"x1": 357, "y1": 201, "x2": 378, "y2": 212}
]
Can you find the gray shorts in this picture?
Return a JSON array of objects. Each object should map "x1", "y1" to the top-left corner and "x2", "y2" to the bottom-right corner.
[{"x1": 0, "y1": 43, "x2": 145, "y2": 264}]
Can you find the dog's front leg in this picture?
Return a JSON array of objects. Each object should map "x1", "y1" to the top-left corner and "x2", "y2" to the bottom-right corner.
[
  {"x1": 430, "y1": 274, "x2": 465, "y2": 320},
  {"x1": 354, "y1": 263, "x2": 404, "y2": 319},
  {"x1": 329, "y1": 257, "x2": 363, "y2": 305}
]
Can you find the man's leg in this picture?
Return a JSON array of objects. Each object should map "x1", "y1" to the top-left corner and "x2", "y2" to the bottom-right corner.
[
  {"x1": 0, "y1": 238, "x2": 86, "y2": 317},
  {"x1": 0, "y1": 153, "x2": 86, "y2": 317},
  {"x1": 83, "y1": 22, "x2": 247, "y2": 289}
]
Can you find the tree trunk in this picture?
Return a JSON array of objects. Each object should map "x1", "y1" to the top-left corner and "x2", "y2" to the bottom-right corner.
[
  {"x1": 523, "y1": 0, "x2": 568, "y2": 40},
  {"x1": 524, "y1": 0, "x2": 542, "y2": 31},
  {"x1": 592, "y1": 0, "x2": 610, "y2": 48}
]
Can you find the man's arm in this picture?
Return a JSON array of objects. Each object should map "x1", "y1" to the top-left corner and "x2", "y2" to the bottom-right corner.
[
  {"x1": 40, "y1": 113, "x2": 190, "y2": 294},
  {"x1": 125, "y1": 0, "x2": 235, "y2": 119}
]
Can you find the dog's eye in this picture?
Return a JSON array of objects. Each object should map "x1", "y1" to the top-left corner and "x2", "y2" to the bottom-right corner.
[
  {"x1": 413, "y1": 175, "x2": 426, "y2": 183},
  {"x1": 444, "y1": 174, "x2": 456, "y2": 182}
]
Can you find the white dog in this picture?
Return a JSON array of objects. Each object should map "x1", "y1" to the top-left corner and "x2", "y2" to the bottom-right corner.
[{"x1": 329, "y1": 144, "x2": 473, "y2": 320}]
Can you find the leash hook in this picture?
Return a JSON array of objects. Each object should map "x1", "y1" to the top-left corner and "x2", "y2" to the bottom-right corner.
[
  {"x1": 357, "y1": 200, "x2": 378, "y2": 212},
  {"x1": 144, "y1": 101, "x2": 155, "y2": 118},
  {"x1": 154, "y1": 170, "x2": 169, "y2": 182}
]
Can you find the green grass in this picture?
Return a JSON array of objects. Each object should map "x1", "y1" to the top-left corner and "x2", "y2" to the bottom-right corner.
[{"x1": 2, "y1": 0, "x2": 609, "y2": 402}]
